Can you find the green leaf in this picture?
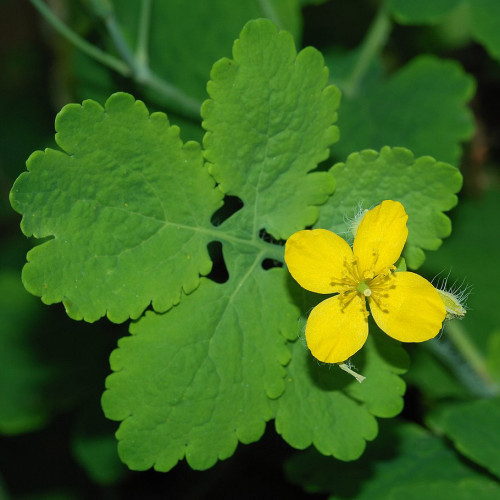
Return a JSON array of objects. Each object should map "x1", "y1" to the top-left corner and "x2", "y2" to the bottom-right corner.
[
  {"x1": 285, "y1": 421, "x2": 500, "y2": 498},
  {"x1": 0, "y1": 270, "x2": 49, "y2": 434},
  {"x1": 72, "y1": 403, "x2": 125, "y2": 485},
  {"x1": 469, "y1": 0, "x2": 500, "y2": 62},
  {"x1": 10, "y1": 92, "x2": 223, "y2": 323},
  {"x1": 102, "y1": 255, "x2": 298, "y2": 471},
  {"x1": 202, "y1": 19, "x2": 339, "y2": 239},
  {"x1": 387, "y1": 0, "x2": 462, "y2": 25},
  {"x1": 388, "y1": 0, "x2": 500, "y2": 63},
  {"x1": 317, "y1": 146, "x2": 463, "y2": 269},
  {"x1": 421, "y1": 189, "x2": 500, "y2": 351},
  {"x1": 334, "y1": 55, "x2": 475, "y2": 165},
  {"x1": 274, "y1": 336, "x2": 379, "y2": 461},
  {"x1": 429, "y1": 398, "x2": 500, "y2": 479},
  {"x1": 388, "y1": 479, "x2": 500, "y2": 500}
]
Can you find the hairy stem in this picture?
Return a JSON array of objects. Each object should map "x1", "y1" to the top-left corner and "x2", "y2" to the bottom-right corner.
[{"x1": 343, "y1": 6, "x2": 391, "y2": 97}]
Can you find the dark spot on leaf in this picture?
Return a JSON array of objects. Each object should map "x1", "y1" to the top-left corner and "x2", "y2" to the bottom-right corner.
[
  {"x1": 261, "y1": 258, "x2": 283, "y2": 270},
  {"x1": 258, "y1": 228, "x2": 285, "y2": 246},
  {"x1": 210, "y1": 195, "x2": 244, "y2": 227},
  {"x1": 206, "y1": 241, "x2": 229, "y2": 283}
]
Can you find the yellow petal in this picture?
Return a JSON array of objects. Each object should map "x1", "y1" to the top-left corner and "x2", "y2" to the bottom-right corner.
[
  {"x1": 369, "y1": 272, "x2": 446, "y2": 342},
  {"x1": 285, "y1": 229, "x2": 354, "y2": 294},
  {"x1": 306, "y1": 294, "x2": 369, "y2": 363},
  {"x1": 353, "y1": 200, "x2": 408, "y2": 278}
]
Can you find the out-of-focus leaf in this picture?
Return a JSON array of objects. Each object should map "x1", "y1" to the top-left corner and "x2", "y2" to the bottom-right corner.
[
  {"x1": 334, "y1": 56, "x2": 475, "y2": 165},
  {"x1": 387, "y1": 0, "x2": 461, "y2": 25},
  {"x1": 429, "y1": 398, "x2": 500, "y2": 479},
  {"x1": 0, "y1": 271, "x2": 48, "y2": 434},
  {"x1": 72, "y1": 403, "x2": 125, "y2": 485},
  {"x1": 422, "y1": 190, "x2": 500, "y2": 351},
  {"x1": 285, "y1": 421, "x2": 500, "y2": 498}
]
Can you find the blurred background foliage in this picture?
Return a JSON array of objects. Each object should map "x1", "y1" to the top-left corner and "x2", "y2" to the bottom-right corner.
[{"x1": 0, "y1": 0, "x2": 498, "y2": 498}]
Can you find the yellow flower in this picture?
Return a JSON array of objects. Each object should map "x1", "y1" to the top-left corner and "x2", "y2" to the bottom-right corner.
[{"x1": 284, "y1": 200, "x2": 446, "y2": 363}]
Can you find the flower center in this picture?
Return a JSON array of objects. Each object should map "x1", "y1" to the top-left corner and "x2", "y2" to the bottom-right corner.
[{"x1": 356, "y1": 280, "x2": 372, "y2": 297}]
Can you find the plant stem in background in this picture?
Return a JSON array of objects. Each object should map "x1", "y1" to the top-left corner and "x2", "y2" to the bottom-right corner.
[
  {"x1": 30, "y1": 0, "x2": 129, "y2": 76},
  {"x1": 135, "y1": 0, "x2": 152, "y2": 68},
  {"x1": 343, "y1": 6, "x2": 392, "y2": 97},
  {"x1": 426, "y1": 321, "x2": 499, "y2": 398},
  {"x1": 30, "y1": 0, "x2": 201, "y2": 120}
]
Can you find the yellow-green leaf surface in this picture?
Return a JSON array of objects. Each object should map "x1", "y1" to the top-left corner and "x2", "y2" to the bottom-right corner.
[
  {"x1": 317, "y1": 147, "x2": 462, "y2": 269},
  {"x1": 102, "y1": 249, "x2": 297, "y2": 471},
  {"x1": 10, "y1": 93, "x2": 223, "y2": 323},
  {"x1": 202, "y1": 19, "x2": 339, "y2": 239},
  {"x1": 285, "y1": 421, "x2": 500, "y2": 499},
  {"x1": 429, "y1": 398, "x2": 500, "y2": 479},
  {"x1": 334, "y1": 56, "x2": 475, "y2": 165}
]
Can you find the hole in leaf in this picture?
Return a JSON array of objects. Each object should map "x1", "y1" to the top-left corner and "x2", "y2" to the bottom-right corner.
[
  {"x1": 258, "y1": 228, "x2": 285, "y2": 246},
  {"x1": 211, "y1": 195, "x2": 244, "y2": 227},
  {"x1": 261, "y1": 258, "x2": 283, "y2": 270},
  {"x1": 205, "y1": 241, "x2": 229, "y2": 283}
]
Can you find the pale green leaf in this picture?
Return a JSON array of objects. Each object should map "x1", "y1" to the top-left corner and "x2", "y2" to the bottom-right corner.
[
  {"x1": 10, "y1": 93, "x2": 223, "y2": 323},
  {"x1": 102, "y1": 250, "x2": 298, "y2": 471},
  {"x1": 429, "y1": 398, "x2": 500, "y2": 479},
  {"x1": 317, "y1": 147, "x2": 462, "y2": 269},
  {"x1": 335, "y1": 56, "x2": 475, "y2": 165},
  {"x1": 202, "y1": 19, "x2": 339, "y2": 239}
]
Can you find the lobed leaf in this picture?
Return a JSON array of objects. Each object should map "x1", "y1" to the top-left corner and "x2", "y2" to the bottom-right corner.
[
  {"x1": 274, "y1": 287, "x2": 408, "y2": 461},
  {"x1": 334, "y1": 55, "x2": 475, "y2": 165},
  {"x1": 102, "y1": 248, "x2": 298, "y2": 471},
  {"x1": 202, "y1": 19, "x2": 339, "y2": 239},
  {"x1": 317, "y1": 146, "x2": 463, "y2": 269},
  {"x1": 10, "y1": 93, "x2": 223, "y2": 323}
]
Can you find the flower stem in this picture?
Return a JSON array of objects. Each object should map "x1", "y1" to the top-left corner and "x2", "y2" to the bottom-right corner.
[{"x1": 342, "y1": 6, "x2": 392, "y2": 98}]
